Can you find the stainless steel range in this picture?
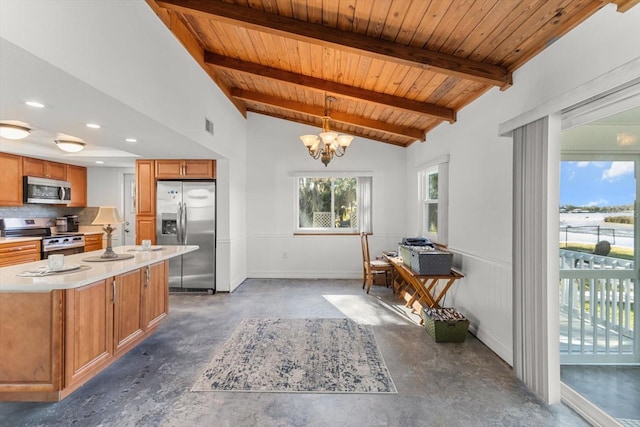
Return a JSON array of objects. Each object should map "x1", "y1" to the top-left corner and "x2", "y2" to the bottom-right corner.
[{"x1": 0, "y1": 218, "x2": 85, "y2": 258}]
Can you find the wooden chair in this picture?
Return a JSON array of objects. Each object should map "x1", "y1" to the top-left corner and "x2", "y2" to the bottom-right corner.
[{"x1": 360, "y1": 232, "x2": 393, "y2": 294}]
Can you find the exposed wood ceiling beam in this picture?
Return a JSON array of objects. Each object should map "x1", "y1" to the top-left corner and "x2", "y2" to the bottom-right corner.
[
  {"x1": 156, "y1": 0, "x2": 512, "y2": 88},
  {"x1": 145, "y1": 0, "x2": 246, "y2": 116},
  {"x1": 205, "y1": 52, "x2": 455, "y2": 123},
  {"x1": 246, "y1": 108, "x2": 411, "y2": 147},
  {"x1": 231, "y1": 88, "x2": 425, "y2": 141}
]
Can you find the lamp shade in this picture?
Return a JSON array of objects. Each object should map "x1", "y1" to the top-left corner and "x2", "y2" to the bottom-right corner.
[{"x1": 92, "y1": 206, "x2": 123, "y2": 225}]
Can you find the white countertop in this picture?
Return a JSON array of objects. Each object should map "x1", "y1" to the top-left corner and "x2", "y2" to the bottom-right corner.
[
  {"x1": 0, "y1": 245, "x2": 199, "y2": 292},
  {"x1": 0, "y1": 236, "x2": 43, "y2": 244}
]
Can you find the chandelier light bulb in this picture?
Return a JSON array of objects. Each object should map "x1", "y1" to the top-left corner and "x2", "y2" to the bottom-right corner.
[{"x1": 299, "y1": 95, "x2": 354, "y2": 166}]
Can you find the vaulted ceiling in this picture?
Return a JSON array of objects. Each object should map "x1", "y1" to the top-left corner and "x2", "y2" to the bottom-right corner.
[{"x1": 146, "y1": 0, "x2": 638, "y2": 147}]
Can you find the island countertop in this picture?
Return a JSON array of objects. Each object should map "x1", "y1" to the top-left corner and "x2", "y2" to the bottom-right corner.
[{"x1": 0, "y1": 245, "x2": 199, "y2": 292}]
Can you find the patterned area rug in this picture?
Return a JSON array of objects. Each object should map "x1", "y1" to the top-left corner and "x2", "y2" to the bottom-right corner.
[{"x1": 192, "y1": 318, "x2": 397, "y2": 394}]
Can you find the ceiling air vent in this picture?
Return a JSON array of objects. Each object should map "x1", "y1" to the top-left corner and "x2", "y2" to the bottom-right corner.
[{"x1": 205, "y1": 117, "x2": 214, "y2": 135}]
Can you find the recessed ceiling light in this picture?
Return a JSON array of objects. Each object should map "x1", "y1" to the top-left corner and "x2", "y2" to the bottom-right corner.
[
  {"x1": 95, "y1": 161, "x2": 104, "y2": 164},
  {"x1": 25, "y1": 101, "x2": 45, "y2": 108},
  {"x1": 86, "y1": 123, "x2": 100, "y2": 129},
  {"x1": 125, "y1": 138, "x2": 137, "y2": 143}
]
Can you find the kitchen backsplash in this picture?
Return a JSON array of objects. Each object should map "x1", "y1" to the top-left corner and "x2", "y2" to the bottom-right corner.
[{"x1": 0, "y1": 206, "x2": 100, "y2": 226}]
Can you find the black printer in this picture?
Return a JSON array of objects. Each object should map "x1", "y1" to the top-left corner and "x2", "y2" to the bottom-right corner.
[{"x1": 401, "y1": 237, "x2": 433, "y2": 247}]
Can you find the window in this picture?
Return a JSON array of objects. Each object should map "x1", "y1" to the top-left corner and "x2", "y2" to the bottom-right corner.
[
  {"x1": 424, "y1": 170, "x2": 438, "y2": 236},
  {"x1": 296, "y1": 176, "x2": 371, "y2": 233},
  {"x1": 418, "y1": 158, "x2": 448, "y2": 244}
]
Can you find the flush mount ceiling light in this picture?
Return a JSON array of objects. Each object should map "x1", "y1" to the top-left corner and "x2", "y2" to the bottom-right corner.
[
  {"x1": 55, "y1": 139, "x2": 86, "y2": 153},
  {"x1": 86, "y1": 123, "x2": 100, "y2": 129},
  {"x1": 0, "y1": 123, "x2": 31, "y2": 140}
]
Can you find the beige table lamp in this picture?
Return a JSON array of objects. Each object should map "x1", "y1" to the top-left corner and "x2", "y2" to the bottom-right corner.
[{"x1": 92, "y1": 206, "x2": 123, "y2": 259}]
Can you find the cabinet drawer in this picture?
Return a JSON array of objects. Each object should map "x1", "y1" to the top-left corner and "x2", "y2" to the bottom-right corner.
[
  {"x1": 84, "y1": 235, "x2": 103, "y2": 252},
  {"x1": 0, "y1": 240, "x2": 41, "y2": 267}
]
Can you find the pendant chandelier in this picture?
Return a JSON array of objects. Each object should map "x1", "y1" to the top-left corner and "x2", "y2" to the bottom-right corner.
[{"x1": 300, "y1": 96, "x2": 353, "y2": 167}]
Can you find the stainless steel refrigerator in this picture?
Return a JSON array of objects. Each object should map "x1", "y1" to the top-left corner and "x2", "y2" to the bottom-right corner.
[{"x1": 156, "y1": 181, "x2": 215, "y2": 291}]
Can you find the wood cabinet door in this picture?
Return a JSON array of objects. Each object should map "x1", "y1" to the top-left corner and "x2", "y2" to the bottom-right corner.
[
  {"x1": 66, "y1": 165, "x2": 87, "y2": 207},
  {"x1": 22, "y1": 157, "x2": 46, "y2": 177},
  {"x1": 46, "y1": 161, "x2": 67, "y2": 180},
  {"x1": 64, "y1": 280, "x2": 113, "y2": 387},
  {"x1": 183, "y1": 160, "x2": 215, "y2": 178},
  {"x1": 0, "y1": 152, "x2": 23, "y2": 206},
  {"x1": 154, "y1": 160, "x2": 182, "y2": 178},
  {"x1": 23, "y1": 157, "x2": 66, "y2": 180},
  {"x1": 136, "y1": 216, "x2": 156, "y2": 245},
  {"x1": 0, "y1": 291, "x2": 63, "y2": 393},
  {"x1": 136, "y1": 160, "x2": 155, "y2": 216},
  {"x1": 144, "y1": 261, "x2": 169, "y2": 330},
  {"x1": 0, "y1": 240, "x2": 41, "y2": 267},
  {"x1": 113, "y1": 269, "x2": 145, "y2": 355},
  {"x1": 154, "y1": 159, "x2": 215, "y2": 179}
]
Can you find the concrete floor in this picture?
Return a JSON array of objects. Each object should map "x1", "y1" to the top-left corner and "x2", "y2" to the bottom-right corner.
[{"x1": 0, "y1": 279, "x2": 588, "y2": 427}]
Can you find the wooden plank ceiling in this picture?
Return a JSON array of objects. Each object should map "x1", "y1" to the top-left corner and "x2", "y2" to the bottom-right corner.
[{"x1": 146, "y1": 0, "x2": 638, "y2": 147}]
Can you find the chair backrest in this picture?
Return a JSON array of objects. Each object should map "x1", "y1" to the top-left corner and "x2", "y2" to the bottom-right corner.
[
  {"x1": 594, "y1": 240, "x2": 611, "y2": 256},
  {"x1": 360, "y1": 232, "x2": 371, "y2": 265}
]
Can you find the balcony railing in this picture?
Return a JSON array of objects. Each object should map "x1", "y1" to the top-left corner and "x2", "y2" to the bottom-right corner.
[{"x1": 559, "y1": 249, "x2": 635, "y2": 363}]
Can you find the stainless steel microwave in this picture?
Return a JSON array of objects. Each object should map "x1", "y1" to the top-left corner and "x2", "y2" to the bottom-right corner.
[{"x1": 23, "y1": 176, "x2": 71, "y2": 204}]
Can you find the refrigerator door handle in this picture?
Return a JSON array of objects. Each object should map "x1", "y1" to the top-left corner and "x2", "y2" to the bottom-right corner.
[
  {"x1": 182, "y1": 204, "x2": 188, "y2": 245},
  {"x1": 177, "y1": 202, "x2": 183, "y2": 244}
]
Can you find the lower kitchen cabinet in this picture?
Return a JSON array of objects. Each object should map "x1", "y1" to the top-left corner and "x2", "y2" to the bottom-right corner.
[
  {"x1": 0, "y1": 260, "x2": 170, "y2": 401},
  {"x1": 113, "y1": 269, "x2": 145, "y2": 355},
  {"x1": 83, "y1": 234, "x2": 103, "y2": 252},
  {"x1": 0, "y1": 240, "x2": 41, "y2": 267},
  {"x1": 144, "y1": 261, "x2": 168, "y2": 330},
  {"x1": 64, "y1": 279, "x2": 112, "y2": 390},
  {"x1": 0, "y1": 291, "x2": 64, "y2": 400}
]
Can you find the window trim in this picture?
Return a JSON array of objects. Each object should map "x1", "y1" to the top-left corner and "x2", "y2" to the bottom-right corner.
[{"x1": 417, "y1": 156, "x2": 449, "y2": 245}]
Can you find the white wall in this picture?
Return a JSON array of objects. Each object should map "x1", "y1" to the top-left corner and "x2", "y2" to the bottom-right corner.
[
  {"x1": 0, "y1": 0, "x2": 249, "y2": 291},
  {"x1": 405, "y1": 4, "x2": 640, "y2": 364},
  {"x1": 246, "y1": 113, "x2": 406, "y2": 278}
]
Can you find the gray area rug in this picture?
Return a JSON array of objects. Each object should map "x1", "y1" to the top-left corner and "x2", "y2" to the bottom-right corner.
[{"x1": 192, "y1": 318, "x2": 397, "y2": 394}]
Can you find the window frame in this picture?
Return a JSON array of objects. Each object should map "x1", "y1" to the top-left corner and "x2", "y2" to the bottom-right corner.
[
  {"x1": 293, "y1": 174, "x2": 370, "y2": 235},
  {"x1": 421, "y1": 167, "x2": 439, "y2": 241}
]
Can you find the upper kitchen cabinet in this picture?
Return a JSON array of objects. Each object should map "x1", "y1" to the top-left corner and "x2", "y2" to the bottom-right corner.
[
  {"x1": 23, "y1": 157, "x2": 67, "y2": 180},
  {"x1": 0, "y1": 152, "x2": 23, "y2": 206},
  {"x1": 66, "y1": 165, "x2": 87, "y2": 207},
  {"x1": 155, "y1": 160, "x2": 215, "y2": 179},
  {"x1": 136, "y1": 160, "x2": 155, "y2": 216}
]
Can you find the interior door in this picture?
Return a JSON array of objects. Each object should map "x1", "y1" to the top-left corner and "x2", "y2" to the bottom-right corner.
[{"x1": 123, "y1": 173, "x2": 136, "y2": 246}]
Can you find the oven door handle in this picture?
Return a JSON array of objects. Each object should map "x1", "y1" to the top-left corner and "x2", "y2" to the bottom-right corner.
[{"x1": 59, "y1": 186, "x2": 66, "y2": 201}]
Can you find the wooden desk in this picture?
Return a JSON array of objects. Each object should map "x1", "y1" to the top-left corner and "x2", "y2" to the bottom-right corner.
[{"x1": 384, "y1": 255, "x2": 464, "y2": 322}]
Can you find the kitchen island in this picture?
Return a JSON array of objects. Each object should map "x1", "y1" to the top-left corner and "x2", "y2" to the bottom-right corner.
[{"x1": 0, "y1": 245, "x2": 198, "y2": 402}]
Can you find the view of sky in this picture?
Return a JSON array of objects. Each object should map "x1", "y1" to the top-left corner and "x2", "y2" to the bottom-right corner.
[{"x1": 560, "y1": 161, "x2": 635, "y2": 207}]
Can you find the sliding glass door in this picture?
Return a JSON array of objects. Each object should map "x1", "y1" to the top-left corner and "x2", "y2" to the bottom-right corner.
[{"x1": 559, "y1": 106, "x2": 639, "y2": 422}]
